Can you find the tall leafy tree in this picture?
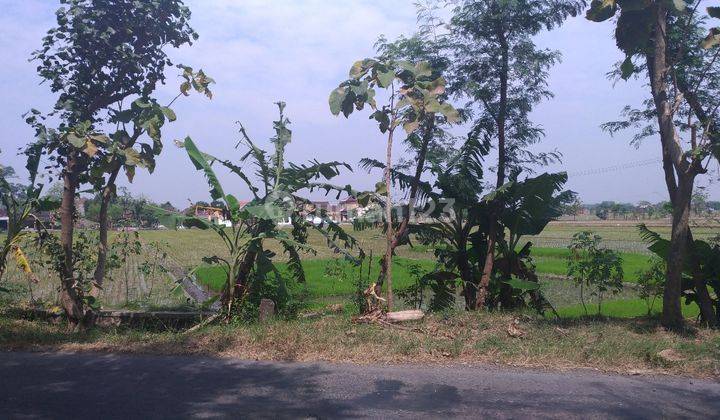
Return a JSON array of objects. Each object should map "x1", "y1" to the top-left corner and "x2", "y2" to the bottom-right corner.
[
  {"x1": 445, "y1": 0, "x2": 585, "y2": 309},
  {"x1": 30, "y1": 0, "x2": 200, "y2": 326},
  {"x1": 588, "y1": 0, "x2": 720, "y2": 329}
]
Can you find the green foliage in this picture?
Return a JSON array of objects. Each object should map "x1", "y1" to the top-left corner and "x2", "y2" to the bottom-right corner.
[
  {"x1": 396, "y1": 262, "x2": 457, "y2": 312},
  {"x1": 33, "y1": 0, "x2": 198, "y2": 122},
  {"x1": 181, "y1": 102, "x2": 363, "y2": 318},
  {"x1": 448, "y1": 0, "x2": 583, "y2": 172},
  {"x1": 638, "y1": 223, "x2": 720, "y2": 320},
  {"x1": 567, "y1": 231, "x2": 625, "y2": 315},
  {"x1": 331, "y1": 57, "x2": 458, "y2": 130},
  {"x1": 636, "y1": 257, "x2": 666, "y2": 315},
  {"x1": 0, "y1": 146, "x2": 58, "y2": 284}
]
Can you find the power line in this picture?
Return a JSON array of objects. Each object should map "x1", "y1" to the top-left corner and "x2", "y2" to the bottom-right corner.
[{"x1": 567, "y1": 158, "x2": 662, "y2": 178}]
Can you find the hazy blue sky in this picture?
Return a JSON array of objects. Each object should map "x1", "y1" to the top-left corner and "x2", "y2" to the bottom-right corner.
[{"x1": 1, "y1": 0, "x2": 718, "y2": 207}]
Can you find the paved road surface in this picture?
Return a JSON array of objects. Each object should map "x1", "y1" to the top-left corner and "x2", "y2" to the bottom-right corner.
[{"x1": 0, "y1": 351, "x2": 718, "y2": 418}]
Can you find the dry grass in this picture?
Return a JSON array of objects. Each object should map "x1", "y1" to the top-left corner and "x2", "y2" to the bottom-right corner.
[{"x1": 2, "y1": 310, "x2": 719, "y2": 379}]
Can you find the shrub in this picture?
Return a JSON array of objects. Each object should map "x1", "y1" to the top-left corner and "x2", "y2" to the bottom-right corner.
[
  {"x1": 567, "y1": 231, "x2": 624, "y2": 315},
  {"x1": 636, "y1": 257, "x2": 665, "y2": 315}
]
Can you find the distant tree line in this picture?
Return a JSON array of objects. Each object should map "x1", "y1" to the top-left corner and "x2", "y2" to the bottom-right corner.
[{"x1": 562, "y1": 193, "x2": 720, "y2": 220}]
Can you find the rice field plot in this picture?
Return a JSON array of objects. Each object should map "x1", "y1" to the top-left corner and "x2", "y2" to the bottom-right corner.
[{"x1": 1, "y1": 219, "x2": 713, "y2": 309}]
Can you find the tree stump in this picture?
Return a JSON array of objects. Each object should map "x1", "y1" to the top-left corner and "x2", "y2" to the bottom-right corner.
[{"x1": 258, "y1": 299, "x2": 276, "y2": 323}]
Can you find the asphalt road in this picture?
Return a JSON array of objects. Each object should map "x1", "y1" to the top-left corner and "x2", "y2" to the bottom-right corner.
[{"x1": 0, "y1": 351, "x2": 718, "y2": 419}]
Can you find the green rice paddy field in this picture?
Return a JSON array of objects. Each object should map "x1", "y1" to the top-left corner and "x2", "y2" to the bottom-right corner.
[{"x1": 2, "y1": 220, "x2": 717, "y2": 317}]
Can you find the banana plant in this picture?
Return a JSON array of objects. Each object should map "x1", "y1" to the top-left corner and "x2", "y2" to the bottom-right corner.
[
  {"x1": 488, "y1": 171, "x2": 573, "y2": 313},
  {"x1": 0, "y1": 144, "x2": 59, "y2": 287},
  {"x1": 638, "y1": 224, "x2": 720, "y2": 326},
  {"x1": 180, "y1": 102, "x2": 364, "y2": 316},
  {"x1": 411, "y1": 136, "x2": 490, "y2": 310},
  {"x1": 413, "y1": 137, "x2": 570, "y2": 313}
]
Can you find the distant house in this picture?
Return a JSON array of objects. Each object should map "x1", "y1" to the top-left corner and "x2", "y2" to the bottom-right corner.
[
  {"x1": 338, "y1": 196, "x2": 359, "y2": 222},
  {"x1": 194, "y1": 204, "x2": 240, "y2": 227}
]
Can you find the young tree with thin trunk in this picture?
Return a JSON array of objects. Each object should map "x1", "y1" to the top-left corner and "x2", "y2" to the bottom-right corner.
[
  {"x1": 330, "y1": 58, "x2": 457, "y2": 311},
  {"x1": 30, "y1": 0, "x2": 199, "y2": 326},
  {"x1": 589, "y1": 0, "x2": 720, "y2": 329},
  {"x1": 446, "y1": 0, "x2": 585, "y2": 309},
  {"x1": 358, "y1": 32, "x2": 458, "y2": 311},
  {"x1": 90, "y1": 66, "x2": 213, "y2": 297}
]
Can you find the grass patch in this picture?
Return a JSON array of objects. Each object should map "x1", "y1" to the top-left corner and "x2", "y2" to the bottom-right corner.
[
  {"x1": 194, "y1": 257, "x2": 437, "y2": 297},
  {"x1": 2, "y1": 310, "x2": 718, "y2": 378},
  {"x1": 194, "y1": 249, "x2": 653, "y2": 301},
  {"x1": 554, "y1": 298, "x2": 701, "y2": 319},
  {"x1": 530, "y1": 247, "x2": 650, "y2": 282}
]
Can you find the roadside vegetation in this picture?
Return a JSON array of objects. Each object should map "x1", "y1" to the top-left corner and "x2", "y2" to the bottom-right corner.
[{"x1": 1, "y1": 0, "x2": 720, "y2": 379}]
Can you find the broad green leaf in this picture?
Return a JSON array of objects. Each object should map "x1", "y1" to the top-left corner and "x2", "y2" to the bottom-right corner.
[
  {"x1": 348, "y1": 60, "x2": 365, "y2": 79},
  {"x1": 414, "y1": 61, "x2": 432, "y2": 77},
  {"x1": 620, "y1": 56, "x2": 635, "y2": 80},
  {"x1": 244, "y1": 203, "x2": 286, "y2": 221},
  {"x1": 161, "y1": 106, "x2": 177, "y2": 122},
  {"x1": 375, "y1": 181, "x2": 387, "y2": 195},
  {"x1": 357, "y1": 192, "x2": 372, "y2": 207},
  {"x1": 183, "y1": 217, "x2": 211, "y2": 230},
  {"x1": 89, "y1": 134, "x2": 110, "y2": 143},
  {"x1": 586, "y1": 0, "x2": 617, "y2": 22},
  {"x1": 371, "y1": 110, "x2": 390, "y2": 133},
  {"x1": 184, "y1": 136, "x2": 225, "y2": 201},
  {"x1": 396, "y1": 60, "x2": 415, "y2": 73},
  {"x1": 425, "y1": 99, "x2": 442, "y2": 113},
  {"x1": 428, "y1": 77, "x2": 446, "y2": 95},
  {"x1": 36, "y1": 197, "x2": 61, "y2": 211},
  {"x1": 66, "y1": 133, "x2": 86, "y2": 148},
  {"x1": 225, "y1": 193, "x2": 240, "y2": 215},
  {"x1": 180, "y1": 81, "x2": 191, "y2": 96},
  {"x1": 123, "y1": 148, "x2": 142, "y2": 166},
  {"x1": 439, "y1": 103, "x2": 460, "y2": 123},
  {"x1": 377, "y1": 68, "x2": 395, "y2": 88},
  {"x1": 403, "y1": 119, "x2": 420, "y2": 134},
  {"x1": 125, "y1": 165, "x2": 135, "y2": 182},
  {"x1": 341, "y1": 91, "x2": 356, "y2": 117},
  {"x1": 329, "y1": 87, "x2": 345, "y2": 116},
  {"x1": 133, "y1": 98, "x2": 152, "y2": 108}
]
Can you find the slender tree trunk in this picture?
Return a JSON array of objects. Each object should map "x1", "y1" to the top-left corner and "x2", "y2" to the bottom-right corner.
[
  {"x1": 456, "y1": 218, "x2": 477, "y2": 310},
  {"x1": 458, "y1": 247, "x2": 475, "y2": 310},
  {"x1": 374, "y1": 117, "x2": 434, "y2": 300},
  {"x1": 675, "y1": 65, "x2": 718, "y2": 328},
  {"x1": 384, "y1": 125, "x2": 396, "y2": 311},
  {"x1": 91, "y1": 166, "x2": 121, "y2": 296},
  {"x1": 59, "y1": 152, "x2": 85, "y2": 326},
  {"x1": 664, "y1": 178, "x2": 694, "y2": 328},
  {"x1": 477, "y1": 26, "x2": 509, "y2": 310}
]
